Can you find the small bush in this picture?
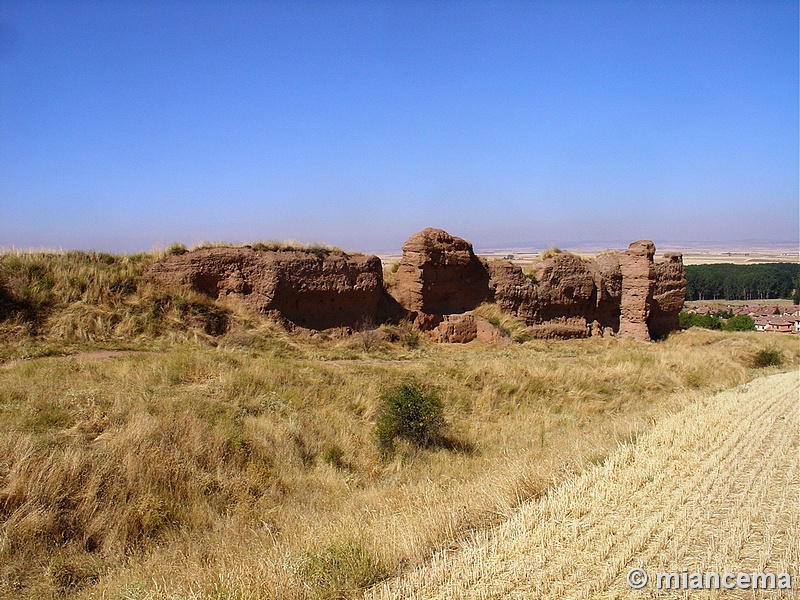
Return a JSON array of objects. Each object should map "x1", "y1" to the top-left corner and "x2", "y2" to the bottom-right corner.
[
  {"x1": 357, "y1": 318, "x2": 385, "y2": 351},
  {"x1": 165, "y1": 242, "x2": 188, "y2": 256},
  {"x1": 299, "y1": 539, "x2": 387, "y2": 598},
  {"x1": 751, "y1": 347, "x2": 783, "y2": 368},
  {"x1": 376, "y1": 382, "x2": 445, "y2": 452}
]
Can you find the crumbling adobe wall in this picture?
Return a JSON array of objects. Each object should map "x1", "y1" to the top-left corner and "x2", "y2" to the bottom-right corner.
[
  {"x1": 145, "y1": 229, "x2": 685, "y2": 342},
  {"x1": 391, "y1": 228, "x2": 492, "y2": 317},
  {"x1": 486, "y1": 257, "x2": 589, "y2": 338},
  {"x1": 593, "y1": 253, "x2": 623, "y2": 335},
  {"x1": 391, "y1": 229, "x2": 685, "y2": 341},
  {"x1": 617, "y1": 240, "x2": 656, "y2": 341},
  {"x1": 145, "y1": 247, "x2": 386, "y2": 330},
  {"x1": 648, "y1": 253, "x2": 687, "y2": 339},
  {"x1": 486, "y1": 251, "x2": 625, "y2": 339}
]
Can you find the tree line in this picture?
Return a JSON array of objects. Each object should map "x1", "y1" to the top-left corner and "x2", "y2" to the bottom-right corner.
[
  {"x1": 679, "y1": 312, "x2": 756, "y2": 331},
  {"x1": 685, "y1": 263, "x2": 800, "y2": 302}
]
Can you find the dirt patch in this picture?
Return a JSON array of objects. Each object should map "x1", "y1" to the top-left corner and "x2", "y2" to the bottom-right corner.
[
  {"x1": 324, "y1": 359, "x2": 411, "y2": 366},
  {"x1": 1, "y1": 350, "x2": 145, "y2": 370},
  {"x1": 70, "y1": 350, "x2": 135, "y2": 361}
]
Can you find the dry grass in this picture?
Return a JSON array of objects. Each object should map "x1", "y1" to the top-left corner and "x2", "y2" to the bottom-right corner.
[
  {"x1": 162, "y1": 239, "x2": 351, "y2": 255},
  {"x1": 530, "y1": 247, "x2": 595, "y2": 264},
  {"x1": 2, "y1": 250, "x2": 799, "y2": 599},
  {"x1": 0, "y1": 250, "x2": 283, "y2": 361},
  {"x1": 472, "y1": 303, "x2": 533, "y2": 342},
  {"x1": 0, "y1": 326, "x2": 797, "y2": 599},
  {"x1": 372, "y1": 370, "x2": 799, "y2": 598},
  {"x1": 194, "y1": 240, "x2": 351, "y2": 255}
]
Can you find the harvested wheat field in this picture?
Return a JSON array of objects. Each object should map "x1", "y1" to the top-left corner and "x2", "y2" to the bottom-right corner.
[{"x1": 369, "y1": 370, "x2": 800, "y2": 599}]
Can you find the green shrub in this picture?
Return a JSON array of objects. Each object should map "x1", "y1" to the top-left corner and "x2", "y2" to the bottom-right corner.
[
  {"x1": 751, "y1": 347, "x2": 783, "y2": 368},
  {"x1": 376, "y1": 382, "x2": 445, "y2": 452},
  {"x1": 722, "y1": 314, "x2": 755, "y2": 332}
]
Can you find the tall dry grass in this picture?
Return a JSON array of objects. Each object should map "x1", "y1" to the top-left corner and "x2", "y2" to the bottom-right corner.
[
  {"x1": 1, "y1": 321, "x2": 798, "y2": 598},
  {"x1": 0, "y1": 250, "x2": 288, "y2": 362},
  {"x1": 3, "y1": 249, "x2": 798, "y2": 598}
]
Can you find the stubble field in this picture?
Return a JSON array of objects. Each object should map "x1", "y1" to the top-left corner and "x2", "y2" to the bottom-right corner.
[{"x1": 371, "y1": 369, "x2": 799, "y2": 599}]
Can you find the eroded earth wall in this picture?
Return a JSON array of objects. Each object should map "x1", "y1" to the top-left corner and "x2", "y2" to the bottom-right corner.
[
  {"x1": 392, "y1": 228, "x2": 492, "y2": 316},
  {"x1": 146, "y1": 229, "x2": 686, "y2": 341},
  {"x1": 388, "y1": 229, "x2": 685, "y2": 341},
  {"x1": 145, "y1": 247, "x2": 385, "y2": 331}
]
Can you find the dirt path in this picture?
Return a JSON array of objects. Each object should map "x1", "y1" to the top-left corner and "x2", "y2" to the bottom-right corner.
[
  {"x1": 369, "y1": 370, "x2": 799, "y2": 599},
  {"x1": 0, "y1": 349, "x2": 148, "y2": 370}
]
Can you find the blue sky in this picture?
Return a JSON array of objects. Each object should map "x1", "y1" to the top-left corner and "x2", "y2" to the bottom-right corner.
[{"x1": 1, "y1": 0, "x2": 797, "y2": 253}]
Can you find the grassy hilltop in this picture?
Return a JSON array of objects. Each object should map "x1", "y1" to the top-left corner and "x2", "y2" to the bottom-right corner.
[{"x1": 1, "y1": 250, "x2": 798, "y2": 599}]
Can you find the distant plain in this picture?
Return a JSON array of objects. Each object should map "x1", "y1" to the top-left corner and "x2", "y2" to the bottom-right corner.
[{"x1": 377, "y1": 243, "x2": 799, "y2": 269}]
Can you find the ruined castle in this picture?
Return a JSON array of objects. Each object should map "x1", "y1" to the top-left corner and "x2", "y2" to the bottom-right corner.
[{"x1": 146, "y1": 228, "x2": 686, "y2": 342}]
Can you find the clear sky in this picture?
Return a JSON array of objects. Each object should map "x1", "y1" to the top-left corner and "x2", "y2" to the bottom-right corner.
[{"x1": 1, "y1": 0, "x2": 797, "y2": 253}]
